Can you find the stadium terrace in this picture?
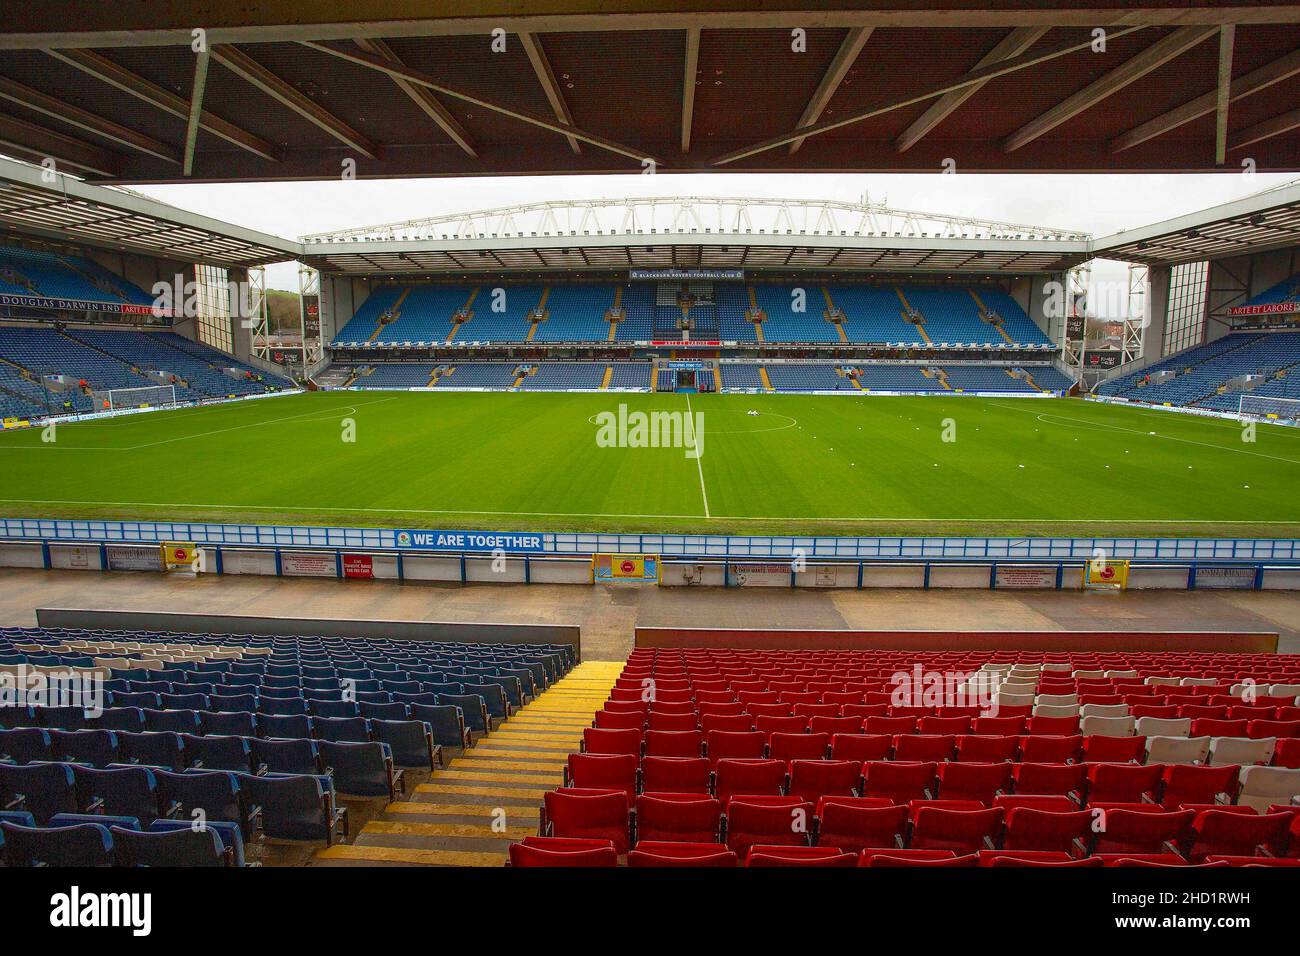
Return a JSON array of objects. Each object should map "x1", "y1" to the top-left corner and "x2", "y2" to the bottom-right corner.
[{"x1": 1, "y1": 4, "x2": 1300, "y2": 922}]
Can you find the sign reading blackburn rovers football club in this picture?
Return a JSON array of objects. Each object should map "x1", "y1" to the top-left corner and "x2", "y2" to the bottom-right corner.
[{"x1": 395, "y1": 529, "x2": 545, "y2": 552}]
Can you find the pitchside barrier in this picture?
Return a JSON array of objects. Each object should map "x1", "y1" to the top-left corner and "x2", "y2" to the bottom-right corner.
[{"x1": 2, "y1": 516, "x2": 1300, "y2": 591}]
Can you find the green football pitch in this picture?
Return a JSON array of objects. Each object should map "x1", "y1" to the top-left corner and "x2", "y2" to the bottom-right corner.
[{"x1": 0, "y1": 390, "x2": 1297, "y2": 537}]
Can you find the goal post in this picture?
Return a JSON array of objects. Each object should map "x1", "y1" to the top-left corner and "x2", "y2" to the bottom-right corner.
[
  {"x1": 1238, "y1": 393, "x2": 1300, "y2": 424},
  {"x1": 91, "y1": 384, "x2": 179, "y2": 412}
]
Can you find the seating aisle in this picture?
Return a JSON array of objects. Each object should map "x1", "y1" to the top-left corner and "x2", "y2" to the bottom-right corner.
[{"x1": 314, "y1": 661, "x2": 621, "y2": 866}]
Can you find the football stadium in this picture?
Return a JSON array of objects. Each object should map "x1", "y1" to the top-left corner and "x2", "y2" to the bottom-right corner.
[{"x1": 1, "y1": 1, "x2": 1300, "y2": 930}]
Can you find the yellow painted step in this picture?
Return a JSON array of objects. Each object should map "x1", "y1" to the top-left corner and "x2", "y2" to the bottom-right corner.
[
  {"x1": 600, "y1": 365, "x2": 613, "y2": 390},
  {"x1": 435, "y1": 769, "x2": 562, "y2": 783},
  {"x1": 759, "y1": 366, "x2": 774, "y2": 392},
  {"x1": 417, "y1": 783, "x2": 551, "y2": 800},
  {"x1": 317, "y1": 844, "x2": 505, "y2": 867},
  {"x1": 385, "y1": 802, "x2": 538, "y2": 817},
  {"x1": 450, "y1": 759, "x2": 566, "y2": 772},
  {"x1": 453, "y1": 749, "x2": 569, "y2": 762},
  {"x1": 363, "y1": 820, "x2": 534, "y2": 840}
]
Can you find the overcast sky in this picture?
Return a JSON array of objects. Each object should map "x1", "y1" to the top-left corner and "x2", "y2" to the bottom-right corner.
[{"x1": 130, "y1": 171, "x2": 1296, "y2": 292}]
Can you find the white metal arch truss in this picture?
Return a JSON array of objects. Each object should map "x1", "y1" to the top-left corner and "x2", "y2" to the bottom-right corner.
[{"x1": 300, "y1": 196, "x2": 1091, "y2": 245}]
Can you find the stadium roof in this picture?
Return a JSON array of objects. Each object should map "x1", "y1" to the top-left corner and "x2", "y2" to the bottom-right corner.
[
  {"x1": 297, "y1": 196, "x2": 1093, "y2": 276},
  {"x1": 1, "y1": 3, "x2": 1298, "y2": 182},
  {"x1": 0, "y1": 156, "x2": 299, "y2": 267},
  {"x1": 1093, "y1": 177, "x2": 1300, "y2": 265}
]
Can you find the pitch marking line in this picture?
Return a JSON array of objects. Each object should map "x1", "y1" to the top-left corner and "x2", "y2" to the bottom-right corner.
[
  {"x1": 985, "y1": 401, "x2": 1300, "y2": 468},
  {"x1": 686, "y1": 393, "x2": 710, "y2": 518},
  {"x1": 0, "y1": 397, "x2": 400, "y2": 451}
]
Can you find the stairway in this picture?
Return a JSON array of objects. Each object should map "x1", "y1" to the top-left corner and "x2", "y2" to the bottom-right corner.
[
  {"x1": 758, "y1": 365, "x2": 774, "y2": 392},
  {"x1": 447, "y1": 288, "x2": 479, "y2": 344},
  {"x1": 314, "y1": 661, "x2": 621, "y2": 867},
  {"x1": 600, "y1": 365, "x2": 613, "y2": 390},
  {"x1": 368, "y1": 288, "x2": 410, "y2": 342},
  {"x1": 895, "y1": 287, "x2": 931, "y2": 344},
  {"x1": 523, "y1": 288, "x2": 550, "y2": 343},
  {"x1": 606, "y1": 286, "x2": 623, "y2": 341},
  {"x1": 968, "y1": 288, "x2": 1016, "y2": 345}
]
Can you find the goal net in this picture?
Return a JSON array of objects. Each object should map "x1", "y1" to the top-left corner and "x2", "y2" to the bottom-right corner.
[
  {"x1": 1239, "y1": 393, "x2": 1300, "y2": 424},
  {"x1": 91, "y1": 384, "x2": 179, "y2": 412}
]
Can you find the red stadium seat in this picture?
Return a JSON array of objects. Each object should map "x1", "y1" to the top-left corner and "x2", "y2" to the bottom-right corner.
[
  {"x1": 705, "y1": 730, "x2": 766, "y2": 765},
  {"x1": 565, "y1": 753, "x2": 637, "y2": 798},
  {"x1": 509, "y1": 837, "x2": 617, "y2": 868},
  {"x1": 893, "y1": 734, "x2": 956, "y2": 762},
  {"x1": 981, "y1": 851, "x2": 1103, "y2": 867},
  {"x1": 830, "y1": 734, "x2": 893, "y2": 762},
  {"x1": 786, "y1": 759, "x2": 860, "y2": 803},
  {"x1": 647, "y1": 711, "x2": 698, "y2": 732},
  {"x1": 1085, "y1": 763, "x2": 1164, "y2": 804},
  {"x1": 627, "y1": 841, "x2": 737, "y2": 867},
  {"x1": 936, "y1": 762, "x2": 1013, "y2": 805},
  {"x1": 1190, "y1": 718, "x2": 1249, "y2": 738},
  {"x1": 1019, "y1": 735, "x2": 1083, "y2": 763},
  {"x1": 994, "y1": 794, "x2": 1077, "y2": 814},
  {"x1": 724, "y1": 796, "x2": 813, "y2": 854},
  {"x1": 1012, "y1": 762, "x2": 1087, "y2": 800},
  {"x1": 1081, "y1": 734, "x2": 1146, "y2": 763},
  {"x1": 1158, "y1": 764, "x2": 1240, "y2": 809},
  {"x1": 714, "y1": 758, "x2": 787, "y2": 805},
  {"x1": 861, "y1": 849, "x2": 978, "y2": 867},
  {"x1": 593, "y1": 710, "x2": 644, "y2": 730},
  {"x1": 1027, "y1": 716, "x2": 1080, "y2": 736},
  {"x1": 755, "y1": 715, "x2": 808, "y2": 737},
  {"x1": 1089, "y1": 808, "x2": 1195, "y2": 856},
  {"x1": 792, "y1": 703, "x2": 840, "y2": 719},
  {"x1": 768, "y1": 732, "x2": 829, "y2": 762},
  {"x1": 955, "y1": 735, "x2": 1019, "y2": 762},
  {"x1": 542, "y1": 790, "x2": 631, "y2": 854},
  {"x1": 634, "y1": 793, "x2": 722, "y2": 844},
  {"x1": 640, "y1": 756, "x2": 711, "y2": 795},
  {"x1": 643, "y1": 730, "x2": 703, "y2": 759},
  {"x1": 815, "y1": 797, "x2": 908, "y2": 853},
  {"x1": 1185, "y1": 810, "x2": 1294, "y2": 862},
  {"x1": 746, "y1": 845, "x2": 857, "y2": 867},
  {"x1": 582, "y1": 727, "x2": 642, "y2": 756},
  {"x1": 809, "y1": 716, "x2": 864, "y2": 736},
  {"x1": 862, "y1": 761, "x2": 937, "y2": 804},
  {"x1": 1002, "y1": 807, "x2": 1095, "y2": 854},
  {"x1": 865, "y1": 716, "x2": 917, "y2": 736},
  {"x1": 972, "y1": 716, "x2": 1027, "y2": 736},
  {"x1": 700, "y1": 713, "x2": 755, "y2": 733},
  {"x1": 918, "y1": 716, "x2": 973, "y2": 735},
  {"x1": 1250, "y1": 720, "x2": 1300, "y2": 739},
  {"x1": 1274, "y1": 739, "x2": 1300, "y2": 768},
  {"x1": 910, "y1": 806, "x2": 1004, "y2": 853}
]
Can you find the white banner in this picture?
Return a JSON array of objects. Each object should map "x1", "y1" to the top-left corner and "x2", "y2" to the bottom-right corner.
[
  {"x1": 281, "y1": 551, "x2": 336, "y2": 577},
  {"x1": 106, "y1": 545, "x2": 163, "y2": 572}
]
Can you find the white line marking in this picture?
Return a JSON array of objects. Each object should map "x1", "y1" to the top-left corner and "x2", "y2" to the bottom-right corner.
[
  {"x1": 0, "y1": 397, "x2": 399, "y2": 451},
  {"x1": 686, "y1": 393, "x2": 709, "y2": 518},
  {"x1": 986, "y1": 400, "x2": 1300, "y2": 467}
]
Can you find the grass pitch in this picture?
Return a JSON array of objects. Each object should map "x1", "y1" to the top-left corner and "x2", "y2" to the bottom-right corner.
[{"x1": 0, "y1": 390, "x2": 1297, "y2": 537}]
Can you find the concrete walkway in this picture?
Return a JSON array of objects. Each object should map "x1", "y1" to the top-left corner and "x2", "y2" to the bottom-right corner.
[{"x1": 0, "y1": 568, "x2": 1296, "y2": 657}]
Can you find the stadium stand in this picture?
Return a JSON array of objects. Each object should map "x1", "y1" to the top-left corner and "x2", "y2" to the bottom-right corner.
[
  {"x1": 0, "y1": 626, "x2": 573, "y2": 867},
  {"x1": 513, "y1": 648, "x2": 1300, "y2": 867},
  {"x1": 1098, "y1": 332, "x2": 1300, "y2": 412},
  {"x1": 0, "y1": 245, "x2": 153, "y2": 306},
  {"x1": 0, "y1": 326, "x2": 289, "y2": 415},
  {"x1": 331, "y1": 281, "x2": 1051, "y2": 348}
]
